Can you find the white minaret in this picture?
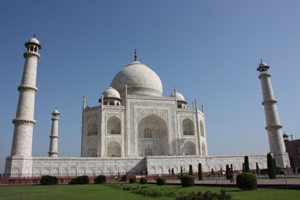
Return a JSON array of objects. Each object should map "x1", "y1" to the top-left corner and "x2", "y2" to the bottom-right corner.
[
  {"x1": 257, "y1": 60, "x2": 288, "y2": 167},
  {"x1": 48, "y1": 109, "x2": 60, "y2": 157},
  {"x1": 10, "y1": 36, "x2": 42, "y2": 157}
]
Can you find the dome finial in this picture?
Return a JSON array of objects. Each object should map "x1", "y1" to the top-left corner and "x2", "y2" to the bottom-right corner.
[
  {"x1": 34, "y1": 34, "x2": 36, "y2": 38},
  {"x1": 260, "y1": 58, "x2": 262, "y2": 63},
  {"x1": 134, "y1": 49, "x2": 137, "y2": 61}
]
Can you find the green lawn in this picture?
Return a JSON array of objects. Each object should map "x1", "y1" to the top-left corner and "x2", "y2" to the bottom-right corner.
[{"x1": 0, "y1": 184, "x2": 299, "y2": 200}]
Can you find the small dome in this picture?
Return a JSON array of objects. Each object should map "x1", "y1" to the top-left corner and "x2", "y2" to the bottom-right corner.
[
  {"x1": 258, "y1": 61, "x2": 268, "y2": 68},
  {"x1": 28, "y1": 37, "x2": 40, "y2": 44},
  {"x1": 102, "y1": 87, "x2": 121, "y2": 99},
  {"x1": 52, "y1": 109, "x2": 60, "y2": 116},
  {"x1": 283, "y1": 132, "x2": 289, "y2": 138},
  {"x1": 111, "y1": 60, "x2": 163, "y2": 97},
  {"x1": 169, "y1": 91, "x2": 186, "y2": 101}
]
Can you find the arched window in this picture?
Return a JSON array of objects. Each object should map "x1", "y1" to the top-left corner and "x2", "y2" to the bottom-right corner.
[
  {"x1": 200, "y1": 121, "x2": 205, "y2": 137},
  {"x1": 107, "y1": 116, "x2": 121, "y2": 134},
  {"x1": 201, "y1": 142, "x2": 206, "y2": 156},
  {"x1": 107, "y1": 141, "x2": 121, "y2": 157},
  {"x1": 182, "y1": 118, "x2": 194, "y2": 135},
  {"x1": 145, "y1": 147, "x2": 153, "y2": 156},
  {"x1": 87, "y1": 118, "x2": 97, "y2": 136},
  {"x1": 144, "y1": 128, "x2": 152, "y2": 138}
]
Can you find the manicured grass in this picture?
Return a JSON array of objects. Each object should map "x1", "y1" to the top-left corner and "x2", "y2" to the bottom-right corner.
[{"x1": 0, "y1": 183, "x2": 299, "y2": 200}]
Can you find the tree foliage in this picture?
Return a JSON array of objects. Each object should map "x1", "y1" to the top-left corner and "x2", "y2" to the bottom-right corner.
[
  {"x1": 189, "y1": 164, "x2": 193, "y2": 176},
  {"x1": 198, "y1": 163, "x2": 202, "y2": 180},
  {"x1": 267, "y1": 153, "x2": 276, "y2": 179},
  {"x1": 225, "y1": 164, "x2": 230, "y2": 180},
  {"x1": 244, "y1": 156, "x2": 250, "y2": 172}
]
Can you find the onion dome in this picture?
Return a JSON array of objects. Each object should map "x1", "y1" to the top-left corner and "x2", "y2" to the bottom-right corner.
[{"x1": 110, "y1": 51, "x2": 162, "y2": 98}]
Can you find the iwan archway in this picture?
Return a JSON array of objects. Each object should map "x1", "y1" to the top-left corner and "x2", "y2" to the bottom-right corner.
[{"x1": 138, "y1": 114, "x2": 168, "y2": 156}]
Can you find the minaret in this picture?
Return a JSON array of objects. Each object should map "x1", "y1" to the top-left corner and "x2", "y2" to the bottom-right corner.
[
  {"x1": 48, "y1": 109, "x2": 60, "y2": 157},
  {"x1": 10, "y1": 36, "x2": 42, "y2": 157},
  {"x1": 257, "y1": 60, "x2": 288, "y2": 167}
]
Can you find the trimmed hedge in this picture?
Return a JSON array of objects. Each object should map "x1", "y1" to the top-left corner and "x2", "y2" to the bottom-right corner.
[
  {"x1": 156, "y1": 177, "x2": 166, "y2": 185},
  {"x1": 236, "y1": 172, "x2": 257, "y2": 190},
  {"x1": 69, "y1": 175, "x2": 89, "y2": 184},
  {"x1": 94, "y1": 175, "x2": 106, "y2": 184},
  {"x1": 181, "y1": 175, "x2": 194, "y2": 187},
  {"x1": 140, "y1": 177, "x2": 147, "y2": 184},
  {"x1": 40, "y1": 175, "x2": 58, "y2": 185},
  {"x1": 129, "y1": 177, "x2": 136, "y2": 183}
]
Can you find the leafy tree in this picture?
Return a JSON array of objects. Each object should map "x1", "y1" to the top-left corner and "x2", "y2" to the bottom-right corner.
[
  {"x1": 267, "y1": 153, "x2": 276, "y2": 179},
  {"x1": 198, "y1": 163, "x2": 202, "y2": 180},
  {"x1": 244, "y1": 156, "x2": 250, "y2": 172}
]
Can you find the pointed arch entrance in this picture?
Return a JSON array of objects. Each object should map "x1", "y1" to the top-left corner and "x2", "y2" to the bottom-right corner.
[{"x1": 138, "y1": 114, "x2": 168, "y2": 156}]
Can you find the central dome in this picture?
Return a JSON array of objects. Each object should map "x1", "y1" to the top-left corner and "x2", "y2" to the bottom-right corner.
[{"x1": 111, "y1": 60, "x2": 163, "y2": 98}]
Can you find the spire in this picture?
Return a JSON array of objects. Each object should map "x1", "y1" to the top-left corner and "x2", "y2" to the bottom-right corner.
[{"x1": 134, "y1": 49, "x2": 137, "y2": 61}]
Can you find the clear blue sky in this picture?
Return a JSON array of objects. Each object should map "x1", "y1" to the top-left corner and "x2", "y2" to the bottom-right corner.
[{"x1": 1, "y1": 0, "x2": 300, "y2": 174}]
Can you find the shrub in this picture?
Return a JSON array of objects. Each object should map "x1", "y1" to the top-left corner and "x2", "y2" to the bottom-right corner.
[
  {"x1": 140, "y1": 177, "x2": 147, "y2": 184},
  {"x1": 156, "y1": 177, "x2": 166, "y2": 185},
  {"x1": 236, "y1": 172, "x2": 257, "y2": 190},
  {"x1": 40, "y1": 175, "x2": 58, "y2": 185},
  {"x1": 69, "y1": 175, "x2": 89, "y2": 184},
  {"x1": 94, "y1": 175, "x2": 106, "y2": 184},
  {"x1": 176, "y1": 190, "x2": 232, "y2": 200},
  {"x1": 129, "y1": 177, "x2": 136, "y2": 183},
  {"x1": 181, "y1": 175, "x2": 194, "y2": 187}
]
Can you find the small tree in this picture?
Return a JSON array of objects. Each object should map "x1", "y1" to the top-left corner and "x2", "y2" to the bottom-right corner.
[
  {"x1": 189, "y1": 164, "x2": 193, "y2": 176},
  {"x1": 242, "y1": 163, "x2": 245, "y2": 172},
  {"x1": 244, "y1": 156, "x2": 250, "y2": 172},
  {"x1": 171, "y1": 168, "x2": 174, "y2": 175},
  {"x1": 198, "y1": 163, "x2": 203, "y2": 180},
  {"x1": 256, "y1": 162, "x2": 259, "y2": 175},
  {"x1": 225, "y1": 164, "x2": 230, "y2": 180},
  {"x1": 290, "y1": 157, "x2": 296, "y2": 174},
  {"x1": 211, "y1": 168, "x2": 214, "y2": 176},
  {"x1": 180, "y1": 166, "x2": 183, "y2": 178},
  {"x1": 267, "y1": 153, "x2": 276, "y2": 179}
]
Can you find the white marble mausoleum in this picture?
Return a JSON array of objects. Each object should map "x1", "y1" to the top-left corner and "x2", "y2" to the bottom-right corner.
[{"x1": 4, "y1": 37, "x2": 290, "y2": 177}]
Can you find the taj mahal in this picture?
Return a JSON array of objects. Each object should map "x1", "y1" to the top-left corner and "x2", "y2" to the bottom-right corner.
[{"x1": 4, "y1": 36, "x2": 290, "y2": 177}]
